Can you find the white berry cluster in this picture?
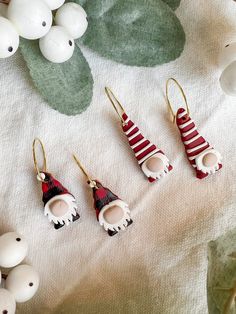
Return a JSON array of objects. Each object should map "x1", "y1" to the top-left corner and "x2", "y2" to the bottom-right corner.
[
  {"x1": 0, "y1": 0, "x2": 88, "y2": 63},
  {"x1": 0, "y1": 232, "x2": 39, "y2": 314}
]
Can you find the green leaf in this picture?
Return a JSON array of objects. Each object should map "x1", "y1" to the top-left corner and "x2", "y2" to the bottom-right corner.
[
  {"x1": 20, "y1": 39, "x2": 93, "y2": 116},
  {"x1": 162, "y1": 0, "x2": 181, "y2": 10},
  {"x1": 207, "y1": 228, "x2": 236, "y2": 314},
  {"x1": 78, "y1": 0, "x2": 185, "y2": 67}
]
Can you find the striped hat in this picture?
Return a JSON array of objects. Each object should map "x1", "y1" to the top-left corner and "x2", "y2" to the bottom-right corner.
[
  {"x1": 176, "y1": 108, "x2": 222, "y2": 178},
  {"x1": 122, "y1": 113, "x2": 161, "y2": 166}
]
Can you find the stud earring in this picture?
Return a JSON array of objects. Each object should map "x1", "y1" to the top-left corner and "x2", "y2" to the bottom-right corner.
[
  {"x1": 32, "y1": 138, "x2": 80, "y2": 229},
  {"x1": 165, "y1": 78, "x2": 222, "y2": 179},
  {"x1": 105, "y1": 87, "x2": 173, "y2": 183},
  {"x1": 73, "y1": 155, "x2": 133, "y2": 236}
]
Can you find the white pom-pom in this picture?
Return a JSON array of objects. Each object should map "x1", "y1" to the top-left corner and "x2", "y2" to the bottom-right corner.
[
  {"x1": 5, "y1": 265, "x2": 40, "y2": 303},
  {"x1": 7, "y1": 0, "x2": 52, "y2": 40},
  {"x1": 43, "y1": 0, "x2": 65, "y2": 10},
  {"x1": 55, "y1": 3, "x2": 88, "y2": 39},
  {"x1": 0, "y1": 17, "x2": 19, "y2": 59},
  {"x1": 0, "y1": 289, "x2": 16, "y2": 314},
  {"x1": 0, "y1": 232, "x2": 28, "y2": 268},
  {"x1": 39, "y1": 26, "x2": 74, "y2": 63}
]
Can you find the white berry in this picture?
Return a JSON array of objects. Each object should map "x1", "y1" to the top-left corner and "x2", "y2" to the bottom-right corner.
[
  {"x1": 0, "y1": 17, "x2": 19, "y2": 59},
  {"x1": 0, "y1": 289, "x2": 16, "y2": 314},
  {"x1": 43, "y1": 0, "x2": 65, "y2": 10},
  {"x1": 7, "y1": 0, "x2": 52, "y2": 40},
  {"x1": 6, "y1": 265, "x2": 39, "y2": 303},
  {"x1": 55, "y1": 3, "x2": 88, "y2": 39},
  {"x1": 39, "y1": 26, "x2": 74, "y2": 63},
  {"x1": 0, "y1": 232, "x2": 28, "y2": 268}
]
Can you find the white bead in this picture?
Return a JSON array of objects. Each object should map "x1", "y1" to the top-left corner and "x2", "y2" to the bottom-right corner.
[
  {"x1": 0, "y1": 289, "x2": 16, "y2": 314},
  {"x1": 0, "y1": 3, "x2": 7, "y2": 17},
  {"x1": 39, "y1": 26, "x2": 74, "y2": 63},
  {"x1": 7, "y1": 0, "x2": 52, "y2": 40},
  {"x1": 55, "y1": 3, "x2": 88, "y2": 39},
  {"x1": 0, "y1": 232, "x2": 28, "y2": 268},
  {"x1": 218, "y1": 42, "x2": 236, "y2": 70},
  {"x1": 220, "y1": 61, "x2": 236, "y2": 96},
  {"x1": 5, "y1": 265, "x2": 39, "y2": 303},
  {"x1": 0, "y1": 17, "x2": 19, "y2": 59},
  {"x1": 43, "y1": 0, "x2": 65, "y2": 10}
]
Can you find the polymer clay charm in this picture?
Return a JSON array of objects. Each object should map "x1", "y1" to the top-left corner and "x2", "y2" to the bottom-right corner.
[
  {"x1": 105, "y1": 87, "x2": 172, "y2": 182},
  {"x1": 166, "y1": 78, "x2": 222, "y2": 179},
  {"x1": 73, "y1": 155, "x2": 132, "y2": 236},
  {"x1": 33, "y1": 138, "x2": 80, "y2": 229}
]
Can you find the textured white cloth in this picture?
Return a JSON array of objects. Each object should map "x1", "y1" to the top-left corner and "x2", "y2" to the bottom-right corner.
[{"x1": 0, "y1": 1, "x2": 236, "y2": 313}]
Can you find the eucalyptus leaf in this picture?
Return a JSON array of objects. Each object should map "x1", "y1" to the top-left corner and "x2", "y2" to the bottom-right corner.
[
  {"x1": 162, "y1": 0, "x2": 181, "y2": 10},
  {"x1": 20, "y1": 40, "x2": 93, "y2": 116},
  {"x1": 207, "y1": 228, "x2": 236, "y2": 314},
  {"x1": 78, "y1": 0, "x2": 185, "y2": 67}
]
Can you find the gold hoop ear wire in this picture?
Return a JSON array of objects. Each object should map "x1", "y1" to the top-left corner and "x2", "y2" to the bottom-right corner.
[
  {"x1": 166, "y1": 78, "x2": 190, "y2": 124},
  {"x1": 32, "y1": 138, "x2": 47, "y2": 182},
  {"x1": 105, "y1": 87, "x2": 127, "y2": 125},
  {"x1": 73, "y1": 155, "x2": 98, "y2": 189}
]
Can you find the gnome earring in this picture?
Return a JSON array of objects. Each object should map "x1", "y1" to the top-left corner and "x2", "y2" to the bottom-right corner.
[
  {"x1": 73, "y1": 155, "x2": 133, "y2": 236},
  {"x1": 32, "y1": 138, "x2": 80, "y2": 229},
  {"x1": 165, "y1": 78, "x2": 222, "y2": 179},
  {"x1": 105, "y1": 87, "x2": 173, "y2": 183}
]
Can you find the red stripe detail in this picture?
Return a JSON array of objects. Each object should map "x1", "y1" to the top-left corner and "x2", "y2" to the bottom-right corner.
[
  {"x1": 127, "y1": 127, "x2": 139, "y2": 137},
  {"x1": 185, "y1": 137, "x2": 206, "y2": 150},
  {"x1": 179, "y1": 121, "x2": 195, "y2": 133},
  {"x1": 136, "y1": 145, "x2": 156, "y2": 161},
  {"x1": 182, "y1": 130, "x2": 198, "y2": 142},
  {"x1": 122, "y1": 119, "x2": 134, "y2": 132},
  {"x1": 187, "y1": 144, "x2": 210, "y2": 158},
  {"x1": 133, "y1": 140, "x2": 150, "y2": 153},
  {"x1": 129, "y1": 133, "x2": 144, "y2": 146}
]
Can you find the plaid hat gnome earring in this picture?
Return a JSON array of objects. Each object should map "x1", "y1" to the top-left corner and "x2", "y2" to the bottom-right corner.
[
  {"x1": 165, "y1": 78, "x2": 222, "y2": 179},
  {"x1": 32, "y1": 138, "x2": 80, "y2": 229},
  {"x1": 73, "y1": 155, "x2": 133, "y2": 236},
  {"x1": 105, "y1": 87, "x2": 173, "y2": 183}
]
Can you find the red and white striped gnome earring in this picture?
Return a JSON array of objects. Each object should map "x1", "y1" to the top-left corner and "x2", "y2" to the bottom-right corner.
[
  {"x1": 73, "y1": 155, "x2": 133, "y2": 236},
  {"x1": 105, "y1": 87, "x2": 173, "y2": 183},
  {"x1": 32, "y1": 138, "x2": 80, "y2": 229},
  {"x1": 165, "y1": 78, "x2": 222, "y2": 179}
]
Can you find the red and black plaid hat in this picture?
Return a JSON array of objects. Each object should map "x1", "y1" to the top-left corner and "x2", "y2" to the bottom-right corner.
[
  {"x1": 41, "y1": 172, "x2": 70, "y2": 205},
  {"x1": 92, "y1": 181, "x2": 119, "y2": 219}
]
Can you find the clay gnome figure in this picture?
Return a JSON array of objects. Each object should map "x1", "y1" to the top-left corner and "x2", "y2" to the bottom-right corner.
[
  {"x1": 40, "y1": 172, "x2": 80, "y2": 229},
  {"x1": 91, "y1": 180, "x2": 132, "y2": 236},
  {"x1": 176, "y1": 108, "x2": 222, "y2": 179},
  {"x1": 122, "y1": 113, "x2": 173, "y2": 182}
]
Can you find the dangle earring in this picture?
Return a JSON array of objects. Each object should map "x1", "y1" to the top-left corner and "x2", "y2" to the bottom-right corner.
[
  {"x1": 73, "y1": 155, "x2": 133, "y2": 236},
  {"x1": 105, "y1": 87, "x2": 173, "y2": 183},
  {"x1": 32, "y1": 138, "x2": 80, "y2": 229},
  {"x1": 165, "y1": 78, "x2": 222, "y2": 179}
]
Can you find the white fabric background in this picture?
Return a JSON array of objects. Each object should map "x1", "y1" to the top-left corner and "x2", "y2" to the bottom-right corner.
[{"x1": 0, "y1": 1, "x2": 236, "y2": 313}]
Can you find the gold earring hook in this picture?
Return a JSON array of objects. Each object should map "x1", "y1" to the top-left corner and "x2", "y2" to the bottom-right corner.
[
  {"x1": 32, "y1": 138, "x2": 47, "y2": 182},
  {"x1": 105, "y1": 87, "x2": 127, "y2": 125},
  {"x1": 73, "y1": 154, "x2": 98, "y2": 189},
  {"x1": 165, "y1": 78, "x2": 190, "y2": 124}
]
